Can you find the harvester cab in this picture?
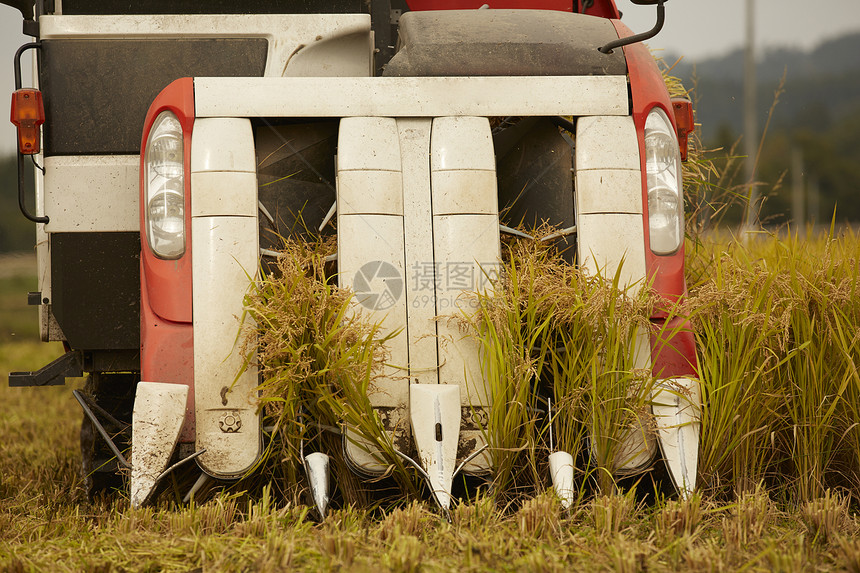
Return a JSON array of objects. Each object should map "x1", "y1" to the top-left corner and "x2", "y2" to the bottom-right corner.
[{"x1": 6, "y1": 0, "x2": 700, "y2": 514}]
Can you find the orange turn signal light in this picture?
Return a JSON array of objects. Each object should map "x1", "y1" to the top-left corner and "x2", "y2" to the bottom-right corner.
[
  {"x1": 10, "y1": 89, "x2": 45, "y2": 155},
  {"x1": 671, "y1": 97, "x2": 694, "y2": 162}
]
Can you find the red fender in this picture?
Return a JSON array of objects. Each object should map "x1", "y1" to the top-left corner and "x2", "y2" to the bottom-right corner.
[
  {"x1": 613, "y1": 21, "x2": 699, "y2": 378},
  {"x1": 405, "y1": 0, "x2": 620, "y2": 17},
  {"x1": 139, "y1": 77, "x2": 196, "y2": 439}
]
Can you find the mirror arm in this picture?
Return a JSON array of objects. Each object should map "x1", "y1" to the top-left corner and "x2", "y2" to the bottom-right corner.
[{"x1": 599, "y1": 0, "x2": 666, "y2": 55}]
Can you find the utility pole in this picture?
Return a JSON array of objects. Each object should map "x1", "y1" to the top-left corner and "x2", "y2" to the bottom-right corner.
[
  {"x1": 742, "y1": 0, "x2": 758, "y2": 237},
  {"x1": 808, "y1": 176, "x2": 820, "y2": 234},
  {"x1": 792, "y1": 147, "x2": 805, "y2": 238}
]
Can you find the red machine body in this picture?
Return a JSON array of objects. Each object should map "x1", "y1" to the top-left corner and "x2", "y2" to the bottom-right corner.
[
  {"x1": 139, "y1": 3, "x2": 698, "y2": 442},
  {"x1": 406, "y1": 0, "x2": 620, "y2": 18}
]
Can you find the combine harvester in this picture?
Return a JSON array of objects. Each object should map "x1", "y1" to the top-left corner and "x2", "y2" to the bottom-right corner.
[{"x1": 6, "y1": 0, "x2": 699, "y2": 514}]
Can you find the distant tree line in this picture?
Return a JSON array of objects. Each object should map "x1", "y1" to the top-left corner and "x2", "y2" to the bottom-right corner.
[
  {"x1": 674, "y1": 32, "x2": 860, "y2": 226},
  {"x1": 0, "y1": 155, "x2": 35, "y2": 253}
]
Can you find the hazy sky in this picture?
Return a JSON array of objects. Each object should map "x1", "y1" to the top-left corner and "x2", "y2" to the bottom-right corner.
[
  {"x1": 620, "y1": 0, "x2": 860, "y2": 60},
  {"x1": 2, "y1": 1, "x2": 860, "y2": 154}
]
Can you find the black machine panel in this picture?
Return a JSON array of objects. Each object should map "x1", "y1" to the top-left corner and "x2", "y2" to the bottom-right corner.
[
  {"x1": 384, "y1": 9, "x2": 627, "y2": 77},
  {"x1": 40, "y1": 38, "x2": 267, "y2": 155},
  {"x1": 50, "y1": 232, "x2": 140, "y2": 351}
]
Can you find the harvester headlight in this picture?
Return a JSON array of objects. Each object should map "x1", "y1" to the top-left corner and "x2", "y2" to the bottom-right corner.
[
  {"x1": 144, "y1": 111, "x2": 186, "y2": 259},
  {"x1": 644, "y1": 108, "x2": 684, "y2": 255}
]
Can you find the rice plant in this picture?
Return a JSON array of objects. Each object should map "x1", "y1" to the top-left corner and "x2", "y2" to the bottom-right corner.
[
  {"x1": 469, "y1": 236, "x2": 658, "y2": 501},
  {"x1": 468, "y1": 239, "x2": 557, "y2": 500},
  {"x1": 687, "y1": 228, "x2": 860, "y2": 502},
  {"x1": 245, "y1": 238, "x2": 416, "y2": 505},
  {"x1": 687, "y1": 246, "x2": 792, "y2": 496}
]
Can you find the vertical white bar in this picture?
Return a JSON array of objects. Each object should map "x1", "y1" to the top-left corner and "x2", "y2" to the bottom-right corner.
[
  {"x1": 191, "y1": 118, "x2": 261, "y2": 478},
  {"x1": 575, "y1": 115, "x2": 646, "y2": 294},
  {"x1": 397, "y1": 118, "x2": 439, "y2": 386},
  {"x1": 430, "y1": 116, "x2": 500, "y2": 473},
  {"x1": 576, "y1": 115, "x2": 655, "y2": 473},
  {"x1": 337, "y1": 117, "x2": 410, "y2": 471},
  {"x1": 192, "y1": 215, "x2": 261, "y2": 477}
]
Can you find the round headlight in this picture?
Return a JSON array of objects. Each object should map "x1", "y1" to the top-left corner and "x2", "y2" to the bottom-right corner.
[
  {"x1": 148, "y1": 180, "x2": 185, "y2": 248},
  {"x1": 148, "y1": 117, "x2": 184, "y2": 179}
]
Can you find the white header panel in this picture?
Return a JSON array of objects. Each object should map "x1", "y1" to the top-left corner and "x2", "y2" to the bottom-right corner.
[{"x1": 194, "y1": 76, "x2": 629, "y2": 118}]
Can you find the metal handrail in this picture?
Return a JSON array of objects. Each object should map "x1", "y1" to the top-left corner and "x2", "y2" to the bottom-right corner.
[{"x1": 12, "y1": 41, "x2": 48, "y2": 224}]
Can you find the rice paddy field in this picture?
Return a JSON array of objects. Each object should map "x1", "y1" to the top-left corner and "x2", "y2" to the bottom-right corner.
[{"x1": 2, "y1": 227, "x2": 860, "y2": 572}]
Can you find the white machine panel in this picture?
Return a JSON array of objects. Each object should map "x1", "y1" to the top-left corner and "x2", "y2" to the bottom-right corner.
[
  {"x1": 432, "y1": 214, "x2": 499, "y2": 399},
  {"x1": 191, "y1": 118, "x2": 261, "y2": 478},
  {"x1": 337, "y1": 117, "x2": 409, "y2": 471},
  {"x1": 337, "y1": 117, "x2": 402, "y2": 171},
  {"x1": 190, "y1": 172, "x2": 257, "y2": 217},
  {"x1": 431, "y1": 171, "x2": 498, "y2": 216},
  {"x1": 576, "y1": 115, "x2": 655, "y2": 474},
  {"x1": 430, "y1": 116, "x2": 500, "y2": 473},
  {"x1": 575, "y1": 116, "x2": 640, "y2": 171},
  {"x1": 43, "y1": 155, "x2": 140, "y2": 233},
  {"x1": 575, "y1": 170, "x2": 643, "y2": 215},
  {"x1": 576, "y1": 115, "x2": 646, "y2": 294},
  {"x1": 192, "y1": 216, "x2": 261, "y2": 477},
  {"x1": 337, "y1": 171, "x2": 403, "y2": 216},
  {"x1": 430, "y1": 117, "x2": 496, "y2": 171},
  {"x1": 576, "y1": 214, "x2": 648, "y2": 296},
  {"x1": 337, "y1": 215, "x2": 409, "y2": 364},
  {"x1": 191, "y1": 118, "x2": 256, "y2": 174},
  {"x1": 337, "y1": 116, "x2": 501, "y2": 475}
]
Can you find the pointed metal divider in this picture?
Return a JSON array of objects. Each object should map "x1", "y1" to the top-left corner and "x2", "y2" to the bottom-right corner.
[
  {"x1": 547, "y1": 398, "x2": 575, "y2": 509},
  {"x1": 410, "y1": 384, "x2": 460, "y2": 511},
  {"x1": 299, "y1": 415, "x2": 332, "y2": 519},
  {"x1": 304, "y1": 453, "x2": 331, "y2": 519},
  {"x1": 652, "y1": 377, "x2": 701, "y2": 498},
  {"x1": 131, "y1": 382, "x2": 188, "y2": 508}
]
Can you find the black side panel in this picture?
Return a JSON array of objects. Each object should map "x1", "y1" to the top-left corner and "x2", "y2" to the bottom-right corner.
[
  {"x1": 255, "y1": 121, "x2": 338, "y2": 247},
  {"x1": 496, "y1": 118, "x2": 575, "y2": 262},
  {"x1": 1, "y1": 0, "x2": 35, "y2": 19},
  {"x1": 60, "y1": 0, "x2": 364, "y2": 13},
  {"x1": 51, "y1": 232, "x2": 140, "y2": 351},
  {"x1": 40, "y1": 39, "x2": 267, "y2": 155},
  {"x1": 384, "y1": 9, "x2": 627, "y2": 77}
]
